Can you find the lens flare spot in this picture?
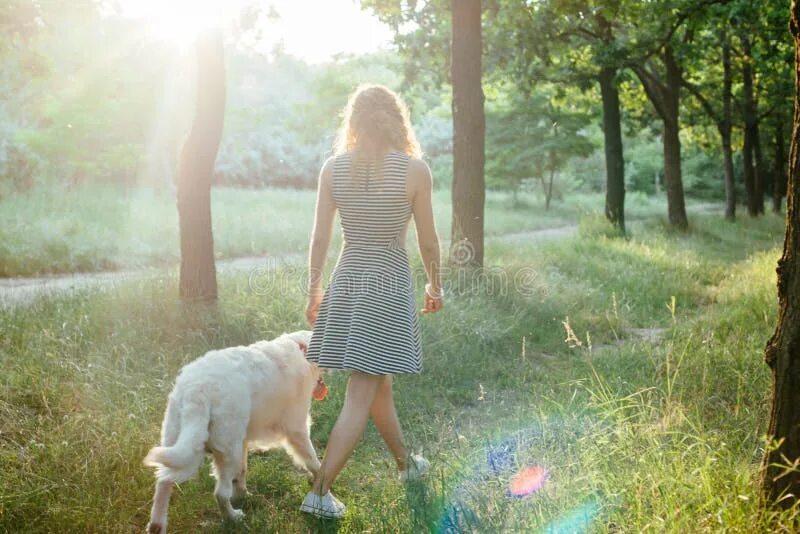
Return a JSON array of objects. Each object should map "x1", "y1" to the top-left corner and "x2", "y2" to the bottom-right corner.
[
  {"x1": 508, "y1": 465, "x2": 548, "y2": 497},
  {"x1": 543, "y1": 500, "x2": 600, "y2": 533}
]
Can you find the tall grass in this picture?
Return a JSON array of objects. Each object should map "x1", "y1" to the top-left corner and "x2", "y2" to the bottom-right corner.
[{"x1": 1, "y1": 212, "x2": 797, "y2": 532}]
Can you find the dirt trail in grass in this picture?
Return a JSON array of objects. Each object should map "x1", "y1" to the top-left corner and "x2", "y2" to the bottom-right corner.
[{"x1": 0, "y1": 226, "x2": 577, "y2": 309}]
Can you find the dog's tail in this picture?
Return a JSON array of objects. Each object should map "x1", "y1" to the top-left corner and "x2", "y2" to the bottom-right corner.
[{"x1": 143, "y1": 389, "x2": 210, "y2": 483}]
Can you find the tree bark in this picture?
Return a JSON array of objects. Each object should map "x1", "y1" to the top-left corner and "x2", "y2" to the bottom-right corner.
[
  {"x1": 742, "y1": 33, "x2": 762, "y2": 217},
  {"x1": 599, "y1": 67, "x2": 626, "y2": 233},
  {"x1": 774, "y1": 124, "x2": 788, "y2": 213},
  {"x1": 450, "y1": 0, "x2": 485, "y2": 267},
  {"x1": 176, "y1": 29, "x2": 225, "y2": 301},
  {"x1": 761, "y1": 0, "x2": 800, "y2": 507}
]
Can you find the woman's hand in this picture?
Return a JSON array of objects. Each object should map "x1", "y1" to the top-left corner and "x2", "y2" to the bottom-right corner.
[
  {"x1": 421, "y1": 283, "x2": 443, "y2": 314},
  {"x1": 306, "y1": 292, "x2": 322, "y2": 326}
]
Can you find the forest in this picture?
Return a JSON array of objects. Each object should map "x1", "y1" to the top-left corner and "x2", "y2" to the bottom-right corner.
[{"x1": 2, "y1": 0, "x2": 800, "y2": 532}]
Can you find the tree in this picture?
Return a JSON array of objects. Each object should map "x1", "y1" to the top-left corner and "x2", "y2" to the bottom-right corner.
[
  {"x1": 177, "y1": 29, "x2": 225, "y2": 301},
  {"x1": 761, "y1": 0, "x2": 800, "y2": 508},
  {"x1": 450, "y1": 0, "x2": 485, "y2": 267},
  {"x1": 740, "y1": 30, "x2": 766, "y2": 216},
  {"x1": 632, "y1": 43, "x2": 689, "y2": 230},
  {"x1": 754, "y1": 2, "x2": 795, "y2": 213},
  {"x1": 629, "y1": 0, "x2": 728, "y2": 230},
  {"x1": 491, "y1": 0, "x2": 630, "y2": 232},
  {"x1": 485, "y1": 87, "x2": 595, "y2": 208},
  {"x1": 681, "y1": 20, "x2": 737, "y2": 219}
]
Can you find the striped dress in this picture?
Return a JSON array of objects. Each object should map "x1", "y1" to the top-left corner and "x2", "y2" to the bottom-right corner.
[{"x1": 306, "y1": 151, "x2": 422, "y2": 375}]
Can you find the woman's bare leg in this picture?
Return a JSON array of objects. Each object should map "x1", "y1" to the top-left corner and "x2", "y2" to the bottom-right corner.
[
  {"x1": 312, "y1": 371, "x2": 384, "y2": 495},
  {"x1": 370, "y1": 375, "x2": 409, "y2": 471}
]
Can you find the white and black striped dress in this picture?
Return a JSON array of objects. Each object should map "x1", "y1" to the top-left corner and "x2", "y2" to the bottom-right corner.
[{"x1": 306, "y1": 151, "x2": 422, "y2": 375}]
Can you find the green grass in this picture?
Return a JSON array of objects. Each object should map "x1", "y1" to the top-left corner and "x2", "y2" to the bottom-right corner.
[
  {"x1": 2, "y1": 210, "x2": 798, "y2": 532},
  {"x1": 1, "y1": 183, "x2": 700, "y2": 276}
]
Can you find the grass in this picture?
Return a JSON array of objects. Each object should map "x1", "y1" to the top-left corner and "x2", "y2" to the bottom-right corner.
[
  {"x1": 2, "y1": 209, "x2": 799, "y2": 532},
  {"x1": 3, "y1": 183, "x2": 697, "y2": 276}
]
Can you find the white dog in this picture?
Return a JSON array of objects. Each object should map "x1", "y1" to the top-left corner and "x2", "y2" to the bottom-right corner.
[{"x1": 143, "y1": 330, "x2": 323, "y2": 533}]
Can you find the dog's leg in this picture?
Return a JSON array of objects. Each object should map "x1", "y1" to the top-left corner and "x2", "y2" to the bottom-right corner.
[
  {"x1": 232, "y1": 443, "x2": 248, "y2": 501},
  {"x1": 212, "y1": 449, "x2": 245, "y2": 522},
  {"x1": 146, "y1": 478, "x2": 174, "y2": 534},
  {"x1": 285, "y1": 430, "x2": 321, "y2": 481}
]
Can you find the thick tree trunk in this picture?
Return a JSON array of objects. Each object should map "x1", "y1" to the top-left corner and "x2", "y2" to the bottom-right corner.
[
  {"x1": 599, "y1": 67, "x2": 626, "y2": 233},
  {"x1": 176, "y1": 30, "x2": 225, "y2": 301},
  {"x1": 450, "y1": 0, "x2": 485, "y2": 267},
  {"x1": 761, "y1": 0, "x2": 800, "y2": 507},
  {"x1": 663, "y1": 46, "x2": 688, "y2": 230},
  {"x1": 774, "y1": 124, "x2": 788, "y2": 213},
  {"x1": 722, "y1": 32, "x2": 736, "y2": 220},
  {"x1": 742, "y1": 34, "x2": 761, "y2": 217}
]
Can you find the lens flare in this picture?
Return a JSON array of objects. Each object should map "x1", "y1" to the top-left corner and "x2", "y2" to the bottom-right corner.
[
  {"x1": 432, "y1": 422, "x2": 602, "y2": 532},
  {"x1": 508, "y1": 465, "x2": 549, "y2": 497},
  {"x1": 543, "y1": 500, "x2": 600, "y2": 534}
]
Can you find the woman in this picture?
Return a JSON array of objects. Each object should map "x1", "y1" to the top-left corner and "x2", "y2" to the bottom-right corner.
[{"x1": 301, "y1": 84, "x2": 443, "y2": 518}]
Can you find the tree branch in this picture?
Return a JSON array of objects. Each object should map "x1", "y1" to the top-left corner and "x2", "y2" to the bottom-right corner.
[
  {"x1": 633, "y1": 0, "x2": 732, "y2": 62},
  {"x1": 681, "y1": 75, "x2": 721, "y2": 124},
  {"x1": 634, "y1": 65, "x2": 668, "y2": 121}
]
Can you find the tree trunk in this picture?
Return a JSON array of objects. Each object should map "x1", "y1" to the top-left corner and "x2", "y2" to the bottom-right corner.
[
  {"x1": 721, "y1": 31, "x2": 736, "y2": 220},
  {"x1": 774, "y1": 124, "x2": 788, "y2": 213},
  {"x1": 742, "y1": 33, "x2": 761, "y2": 217},
  {"x1": 599, "y1": 67, "x2": 626, "y2": 233},
  {"x1": 761, "y1": 0, "x2": 800, "y2": 507},
  {"x1": 450, "y1": 0, "x2": 485, "y2": 267},
  {"x1": 721, "y1": 129, "x2": 736, "y2": 220},
  {"x1": 545, "y1": 166, "x2": 555, "y2": 211},
  {"x1": 176, "y1": 29, "x2": 225, "y2": 301},
  {"x1": 663, "y1": 46, "x2": 688, "y2": 230},
  {"x1": 755, "y1": 120, "x2": 768, "y2": 215}
]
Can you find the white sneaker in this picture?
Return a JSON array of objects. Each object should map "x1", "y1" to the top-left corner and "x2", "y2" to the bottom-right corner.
[
  {"x1": 399, "y1": 454, "x2": 430, "y2": 482},
  {"x1": 299, "y1": 490, "x2": 346, "y2": 519}
]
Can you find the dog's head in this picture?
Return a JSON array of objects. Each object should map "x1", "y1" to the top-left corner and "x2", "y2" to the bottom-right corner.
[
  {"x1": 282, "y1": 330, "x2": 312, "y2": 356},
  {"x1": 279, "y1": 330, "x2": 326, "y2": 399}
]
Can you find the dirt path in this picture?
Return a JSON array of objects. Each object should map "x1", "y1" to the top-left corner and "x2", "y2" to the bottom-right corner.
[{"x1": 0, "y1": 226, "x2": 578, "y2": 309}]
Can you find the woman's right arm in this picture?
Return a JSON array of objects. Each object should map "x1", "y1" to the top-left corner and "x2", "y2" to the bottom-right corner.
[
  {"x1": 410, "y1": 159, "x2": 443, "y2": 314},
  {"x1": 306, "y1": 158, "x2": 336, "y2": 325}
]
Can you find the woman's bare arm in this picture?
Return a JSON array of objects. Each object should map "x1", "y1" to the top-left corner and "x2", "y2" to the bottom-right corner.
[
  {"x1": 409, "y1": 159, "x2": 442, "y2": 312},
  {"x1": 306, "y1": 158, "x2": 336, "y2": 324}
]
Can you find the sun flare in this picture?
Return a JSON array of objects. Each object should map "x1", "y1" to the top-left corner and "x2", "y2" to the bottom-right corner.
[
  {"x1": 118, "y1": 0, "x2": 393, "y2": 61},
  {"x1": 120, "y1": 0, "x2": 229, "y2": 47}
]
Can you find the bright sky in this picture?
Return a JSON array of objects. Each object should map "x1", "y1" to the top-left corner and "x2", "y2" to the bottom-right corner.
[{"x1": 118, "y1": 0, "x2": 395, "y2": 63}]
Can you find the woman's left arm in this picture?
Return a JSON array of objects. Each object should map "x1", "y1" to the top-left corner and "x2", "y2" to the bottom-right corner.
[{"x1": 306, "y1": 158, "x2": 336, "y2": 326}]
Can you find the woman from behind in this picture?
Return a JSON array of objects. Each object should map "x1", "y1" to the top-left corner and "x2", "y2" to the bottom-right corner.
[{"x1": 301, "y1": 84, "x2": 443, "y2": 518}]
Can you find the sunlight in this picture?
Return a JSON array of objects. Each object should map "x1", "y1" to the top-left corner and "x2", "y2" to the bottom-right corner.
[
  {"x1": 118, "y1": 0, "x2": 393, "y2": 62},
  {"x1": 256, "y1": 0, "x2": 394, "y2": 63},
  {"x1": 119, "y1": 0, "x2": 230, "y2": 48}
]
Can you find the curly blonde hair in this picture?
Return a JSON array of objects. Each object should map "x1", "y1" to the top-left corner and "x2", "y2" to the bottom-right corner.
[{"x1": 334, "y1": 84, "x2": 422, "y2": 161}]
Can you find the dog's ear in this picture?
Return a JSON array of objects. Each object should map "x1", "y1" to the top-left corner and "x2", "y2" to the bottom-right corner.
[{"x1": 297, "y1": 340, "x2": 308, "y2": 355}]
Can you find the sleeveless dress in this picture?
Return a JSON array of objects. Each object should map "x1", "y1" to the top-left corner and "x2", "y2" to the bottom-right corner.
[{"x1": 306, "y1": 151, "x2": 423, "y2": 375}]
